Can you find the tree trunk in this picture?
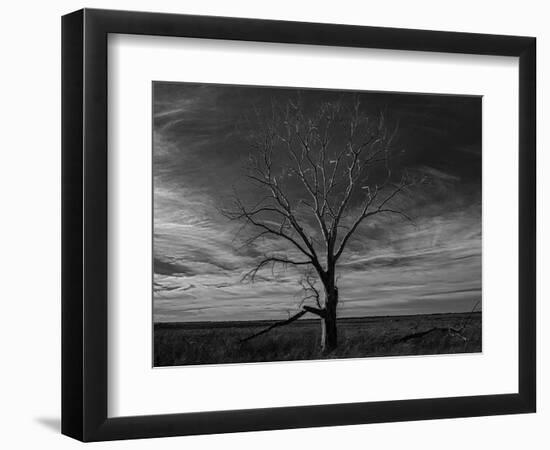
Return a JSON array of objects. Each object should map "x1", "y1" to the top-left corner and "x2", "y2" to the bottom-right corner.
[{"x1": 321, "y1": 286, "x2": 338, "y2": 352}]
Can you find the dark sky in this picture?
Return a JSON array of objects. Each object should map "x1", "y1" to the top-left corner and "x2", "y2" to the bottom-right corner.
[{"x1": 153, "y1": 82, "x2": 481, "y2": 322}]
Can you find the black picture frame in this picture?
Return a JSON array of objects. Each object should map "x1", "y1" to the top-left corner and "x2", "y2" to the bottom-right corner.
[{"x1": 61, "y1": 8, "x2": 536, "y2": 442}]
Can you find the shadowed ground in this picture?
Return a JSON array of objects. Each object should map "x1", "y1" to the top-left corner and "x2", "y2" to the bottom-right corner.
[{"x1": 154, "y1": 311, "x2": 481, "y2": 367}]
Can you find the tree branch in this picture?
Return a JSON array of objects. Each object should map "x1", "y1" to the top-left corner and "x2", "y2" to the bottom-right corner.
[
  {"x1": 303, "y1": 305, "x2": 326, "y2": 317},
  {"x1": 334, "y1": 177, "x2": 413, "y2": 260},
  {"x1": 239, "y1": 309, "x2": 308, "y2": 343},
  {"x1": 243, "y1": 256, "x2": 312, "y2": 282},
  {"x1": 239, "y1": 304, "x2": 328, "y2": 343}
]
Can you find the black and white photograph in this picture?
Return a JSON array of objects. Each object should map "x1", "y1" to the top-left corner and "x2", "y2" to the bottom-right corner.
[
  {"x1": 153, "y1": 83, "x2": 482, "y2": 367},
  {"x1": 0, "y1": 0, "x2": 543, "y2": 447}
]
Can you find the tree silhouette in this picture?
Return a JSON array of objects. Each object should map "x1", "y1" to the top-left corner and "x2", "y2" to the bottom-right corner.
[{"x1": 222, "y1": 97, "x2": 414, "y2": 352}]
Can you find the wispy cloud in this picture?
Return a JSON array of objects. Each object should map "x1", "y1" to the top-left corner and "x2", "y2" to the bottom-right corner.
[{"x1": 153, "y1": 83, "x2": 481, "y2": 322}]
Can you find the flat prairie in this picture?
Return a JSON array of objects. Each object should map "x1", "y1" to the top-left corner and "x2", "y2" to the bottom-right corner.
[{"x1": 153, "y1": 311, "x2": 481, "y2": 367}]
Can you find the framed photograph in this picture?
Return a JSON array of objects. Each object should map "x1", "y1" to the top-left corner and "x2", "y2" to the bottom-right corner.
[{"x1": 62, "y1": 8, "x2": 536, "y2": 442}]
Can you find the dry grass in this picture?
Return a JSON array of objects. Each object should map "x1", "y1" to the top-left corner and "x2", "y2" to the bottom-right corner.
[{"x1": 154, "y1": 312, "x2": 481, "y2": 367}]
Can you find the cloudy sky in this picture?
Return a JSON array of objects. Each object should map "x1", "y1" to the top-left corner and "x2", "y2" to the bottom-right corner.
[{"x1": 153, "y1": 83, "x2": 481, "y2": 323}]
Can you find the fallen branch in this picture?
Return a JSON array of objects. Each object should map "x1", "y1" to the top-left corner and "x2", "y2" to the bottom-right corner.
[
  {"x1": 393, "y1": 326, "x2": 464, "y2": 344},
  {"x1": 394, "y1": 302, "x2": 480, "y2": 346}
]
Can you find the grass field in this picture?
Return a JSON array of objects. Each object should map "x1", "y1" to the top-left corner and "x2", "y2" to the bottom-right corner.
[{"x1": 154, "y1": 311, "x2": 481, "y2": 367}]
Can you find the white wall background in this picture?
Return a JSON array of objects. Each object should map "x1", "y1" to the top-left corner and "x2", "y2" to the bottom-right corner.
[{"x1": 0, "y1": 1, "x2": 546, "y2": 448}]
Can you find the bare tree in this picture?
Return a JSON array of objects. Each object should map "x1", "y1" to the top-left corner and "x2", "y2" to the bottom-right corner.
[{"x1": 222, "y1": 97, "x2": 413, "y2": 352}]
